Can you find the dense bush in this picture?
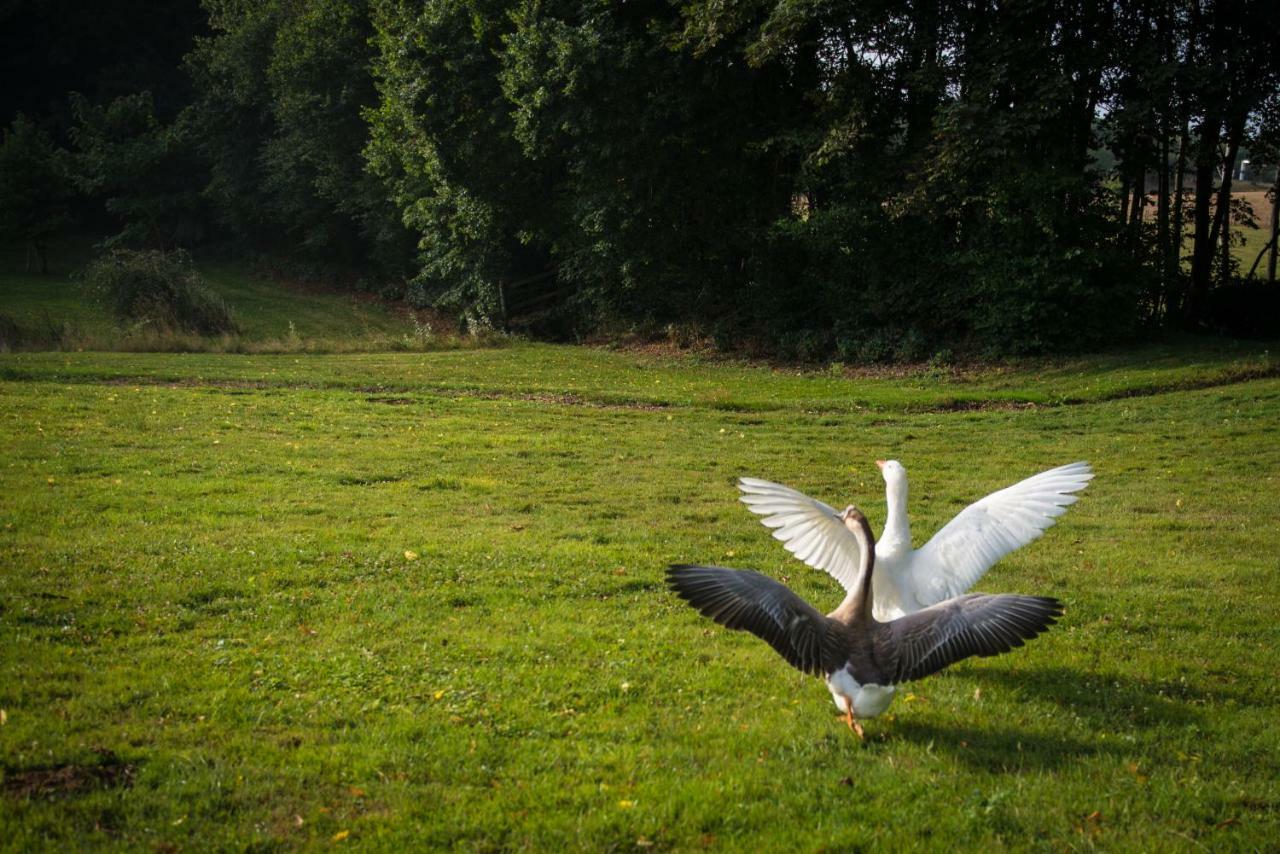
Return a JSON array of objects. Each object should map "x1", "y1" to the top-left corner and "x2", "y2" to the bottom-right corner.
[
  {"x1": 0, "y1": 313, "x2": 24, "y2": 351},
  {"x1": 81, "y1": 248, "x2": 237, "y2": 334}
]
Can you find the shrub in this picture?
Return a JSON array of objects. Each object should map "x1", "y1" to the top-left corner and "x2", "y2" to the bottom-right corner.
[
  {"x1": 81, "y1": 248, "x2": 237, "y2": 335},
  {"x1": 0, "y1": 313, "x2": 25, "y2": 351}
]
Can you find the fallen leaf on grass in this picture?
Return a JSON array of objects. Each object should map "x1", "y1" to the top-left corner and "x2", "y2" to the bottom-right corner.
[
  {"x1": 404, "y1": 550, "x2": 419, "y2": 561},
  {"x1": 332, "y1": 830, "x2": 350, "y2": 842},
  {"x1": 618, "y1": 800, "x2": 636, "y2": 809}
]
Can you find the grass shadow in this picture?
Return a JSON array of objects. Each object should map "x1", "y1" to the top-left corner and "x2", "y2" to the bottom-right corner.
[
  {"x1": 979, "y1": 666, "x2": 1207, "y2": 729},
  {"x1": 885, "y1": 718, "x2": 1115, "y2": 771}
]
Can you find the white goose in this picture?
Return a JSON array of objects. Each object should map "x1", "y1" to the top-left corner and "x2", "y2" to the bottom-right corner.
[
  {"x1": 668, "y1": 507, "x2": 1064, "y2": 737},
  {"x1": 738, "y1": 460, "x2": 1092, "y2": 621}
]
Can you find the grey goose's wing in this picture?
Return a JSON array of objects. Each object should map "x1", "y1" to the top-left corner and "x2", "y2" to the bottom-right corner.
[
  {"x1": 667, "y1": 564, "x2": 849, "y2": 676},
  {"x1": 881, "y1": 594, "x2": 1063, "y2": 683}
]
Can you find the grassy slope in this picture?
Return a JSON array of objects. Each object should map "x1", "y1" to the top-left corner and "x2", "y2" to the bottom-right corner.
[
  {"x1": 0, "y1": 241, "x2": 418, "y2": 347},
  {"x1": 1, "y1": 345, "x2": 1278, "y2": 850}
]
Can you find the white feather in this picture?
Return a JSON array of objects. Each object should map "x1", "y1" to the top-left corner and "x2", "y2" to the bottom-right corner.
[{"x1": 738, "y1": 461, "x2": 1091, "y2": 618}]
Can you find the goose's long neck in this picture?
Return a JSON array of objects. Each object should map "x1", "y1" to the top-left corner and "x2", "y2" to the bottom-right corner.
[
  {"x1": 837, "y1": 510, "x2": 877, "y2": 625},
  {"x1": 882, "y1": 478, "x2": 911, "y2": 550}
]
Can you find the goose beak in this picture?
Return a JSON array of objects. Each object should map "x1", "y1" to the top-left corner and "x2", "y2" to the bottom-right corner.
[{"x1": 875, "y1": 460, "x2": 886, "y2": 470}]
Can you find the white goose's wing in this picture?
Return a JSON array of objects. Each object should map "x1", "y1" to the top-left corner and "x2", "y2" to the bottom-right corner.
[
  {"x1": 909, "y1": 462, "x2": 1093, "y2": 607},
  {"x1": 737, "y1": 477, "x2": 866, "y2": 594}
]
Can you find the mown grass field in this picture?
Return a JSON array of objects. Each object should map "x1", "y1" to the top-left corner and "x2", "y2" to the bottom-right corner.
[{"x1": 2, "y1": 322, "x2": 1279, "y2": 849}]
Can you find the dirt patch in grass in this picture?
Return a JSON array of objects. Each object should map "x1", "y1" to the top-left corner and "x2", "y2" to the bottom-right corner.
[
  {"x1": 3, "y1": 749, "x2": 137, "y2": 799},
  {"x1": 102, "y1": 376, "x2": 274, "y2": 390},
  {"x1": 356, "y1": 385, "x2": 670, "y2": 411}
]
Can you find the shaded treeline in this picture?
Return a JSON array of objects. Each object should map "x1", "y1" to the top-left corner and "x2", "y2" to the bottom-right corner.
[{"x1": 2, "y1": 0, "x2": 1278, "y2": 355}]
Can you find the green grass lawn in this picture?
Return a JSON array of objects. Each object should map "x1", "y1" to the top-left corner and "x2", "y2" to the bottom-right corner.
[{"x1": 2, "y1": 341, "x2": 1278, "y2": 848}]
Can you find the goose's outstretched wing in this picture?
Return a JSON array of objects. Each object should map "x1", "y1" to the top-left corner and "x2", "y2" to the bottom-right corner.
[
  {"x1": 910, "y1": 462, "x2": 1093, "y2": 606},
  {"x1": 882, "y1": 594, "x2": 1063, "y2": 683},
  {"x1": 667, "y1": 565, "x2": 849, "y2": 676},
  {"x1": 737, "y1": 477, "x2": 866, "y2": 594}
]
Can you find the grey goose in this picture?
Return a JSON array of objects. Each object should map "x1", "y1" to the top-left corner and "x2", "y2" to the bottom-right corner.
[{"x1": 668, "y1": 506, "x2": 1063, "y2": 737}]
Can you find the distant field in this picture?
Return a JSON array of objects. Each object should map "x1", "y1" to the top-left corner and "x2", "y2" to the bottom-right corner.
[
  {"x1": 1138, "y1": 187, "x2": 1277, "y2": 277},
  {"x1": 2, "y1": 341, "x2": 1278, "y2": 848},
  {"x1": 1232, "y1": 190, "x2": 1275, "y2": 276}
]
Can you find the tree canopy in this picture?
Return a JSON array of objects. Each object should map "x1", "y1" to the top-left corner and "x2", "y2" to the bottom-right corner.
[{"x1": 7, "y1": 0, "x2": 1280, "y2": 353}]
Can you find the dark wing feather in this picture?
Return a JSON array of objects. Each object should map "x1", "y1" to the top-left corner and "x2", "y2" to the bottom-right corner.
[
  {"x1": 667, "y1": 564, "x2": 848, "y2": 676},
  {"x1": 882, "y1": 594, "x2": 1063, "y2": 683}
]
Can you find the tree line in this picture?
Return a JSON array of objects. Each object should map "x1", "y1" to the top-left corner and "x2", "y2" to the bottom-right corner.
[{"x1": 3, "y1": 0, "x2": 1278, "y2": 356}]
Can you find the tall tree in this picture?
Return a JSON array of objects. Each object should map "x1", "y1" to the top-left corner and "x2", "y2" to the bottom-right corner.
[
  {"x1": 185, "y1": 0, "x2": 412, "y2": 273},
  {"x1": 69, "y1": 91, "x2": 205, "y2": 248},
  {"x1": 0, "y1": 115, "x2": 74, "y2": 272},
  {"x1": 367, "y1": 0, "x2": 549, "y2": 321}
]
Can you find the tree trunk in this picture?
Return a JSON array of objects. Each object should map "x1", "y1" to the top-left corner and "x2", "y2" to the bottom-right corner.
[
  {"x1": 1157, "y1": 118, "x2": 1171, "y2": 293},
  {"x1": 1130, "y1": 169, "x2": 1146, "y2": 235},
  {"x1": 1220, "y1": 195, "x2": 1231, "y2": 285},
  {"x1": 1246, "y1": 236, "x2": 1275, "y2": 278},
  {"x1": 1208, "y1": 120, "x2": 1242, "y2": 287},
  {"x1": 1168, "y1": 117, "x2": 1189, "y2": 317},
  {"x1": 1156, "y1": 6, "x2": 1172, "y2": 304},
  {"x1": 1185, "y1": 112, "x2": 1221, "y2": 325},
  {"x1": 1270, "y1": 173, "x2": 1279, "y2": 283}
]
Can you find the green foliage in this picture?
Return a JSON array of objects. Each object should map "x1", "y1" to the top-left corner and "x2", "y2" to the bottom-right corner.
[
  {"x1": 80, "y1": 247, "x2": 237, "y2": 335},
  {"x1": 186, "y1": 0, "x2": 413, "y2": 273},
  {"x1": 10, "y1": 0, "x2": 1280, "y2": 355},
  {"x1": 366, "y1": 0, "x2": 549, "y2": 320},
  {"x1": 0, "y1": 115, "x2": 74, "y2": 271},
  {"x1": 68, "y1": 92, "x2": 206, "y2": 248},
  {"x1": 360, "y1": 0, "x2": 1174, "y2": 354},
  {"x1": 498, "y1": 2, "x2": 790, "y2": 325}
]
